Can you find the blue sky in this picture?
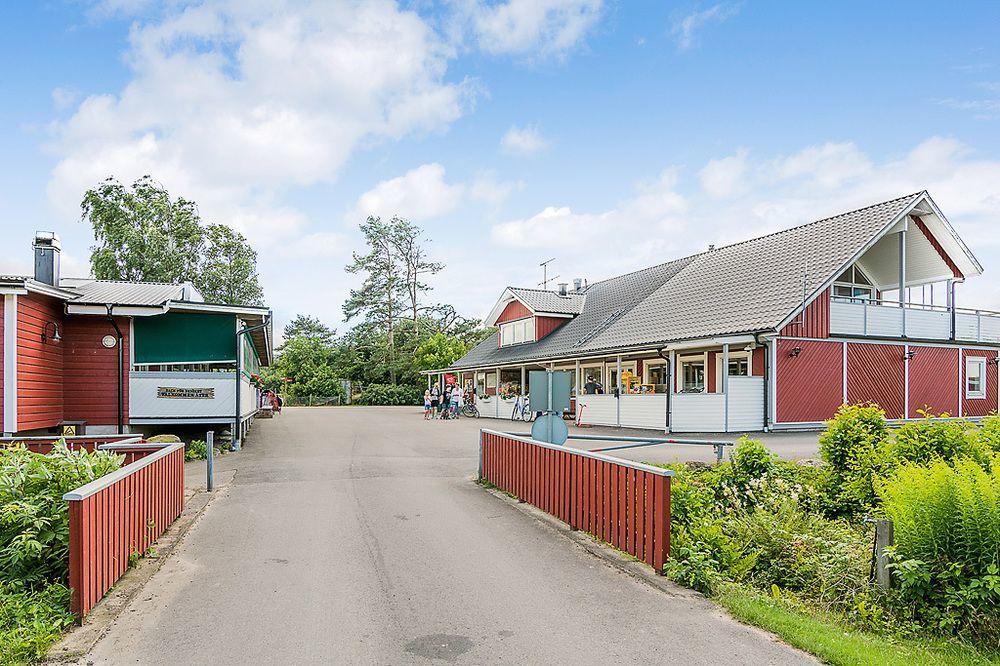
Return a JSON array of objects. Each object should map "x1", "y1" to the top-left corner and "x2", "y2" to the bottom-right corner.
[{"x1": 2, "y1": 1, "x2": 999, "y2": 334}]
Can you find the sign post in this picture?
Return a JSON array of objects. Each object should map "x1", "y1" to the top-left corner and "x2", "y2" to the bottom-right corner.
[
  {"x1": 206, "y1": 430, "x2": 215, "y2": 492},
  {"x1": 529, "y1": 370, "x2": 571, "y2": 445}
]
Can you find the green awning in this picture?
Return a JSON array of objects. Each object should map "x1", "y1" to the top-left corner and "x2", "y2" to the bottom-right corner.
[{"x1": 134, "y1": 312, "x2": 237, "y2": 364}]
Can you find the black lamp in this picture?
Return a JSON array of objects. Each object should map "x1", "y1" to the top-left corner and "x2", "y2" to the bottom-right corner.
[
  {"x1": 788, "y1": 346, "x2": 802, "y2": 358},
  {"x1": 42, "y1": 321, "x2": 62, "y2": 344}
]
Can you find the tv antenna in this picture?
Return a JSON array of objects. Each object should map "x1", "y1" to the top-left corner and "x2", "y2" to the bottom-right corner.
[{"x1": 538, "y1": 258, "x2": 559, "y2": 290}]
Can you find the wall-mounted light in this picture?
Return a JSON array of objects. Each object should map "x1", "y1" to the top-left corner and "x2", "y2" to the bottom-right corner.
[
  {"x1": 788, "y1": 346, "x2": 802, "y2": 358},
  {"x1": 41, "y1": 321, "x2": 61, "y2": 344},
  {"x1": 904, "y1": 350, "x2": 917, "y2": 361}
]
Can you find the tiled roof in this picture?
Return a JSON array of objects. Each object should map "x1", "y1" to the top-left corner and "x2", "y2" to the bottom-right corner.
[
  {"x1": 508, "y1": 287, "x2": 585, "y2": 315},
  {"x1": 451, "y1": 192, "x2": 926, "y2": 369}
]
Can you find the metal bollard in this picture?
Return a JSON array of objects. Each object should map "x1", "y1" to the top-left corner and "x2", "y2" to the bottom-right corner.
[{"x1": 206, "y1": 431, "x2": 215, "y2": 492}]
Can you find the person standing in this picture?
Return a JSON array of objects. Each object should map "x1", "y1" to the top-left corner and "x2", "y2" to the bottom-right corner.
[
  {"x1": 451, "y1": 386, "x2": 462, "y2": 418},
  {"x1": 430, "y1": 385, "x2": 440, "y2": 419},
  {"x1": 423, "y1": 389, "x2": 432, "y2": 420}
]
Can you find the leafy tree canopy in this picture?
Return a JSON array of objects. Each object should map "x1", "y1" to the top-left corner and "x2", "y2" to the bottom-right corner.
[{"x1": 80, "y1": 176, "x2": 264, "y2": 306}]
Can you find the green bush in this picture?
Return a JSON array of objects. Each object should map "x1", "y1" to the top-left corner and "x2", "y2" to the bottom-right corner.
[
  {"x1": 354, "y1": 384, "x2": 423, "y2": 406},
  {"x1": 880, "y1": 458, "x2": 1000, "y2": 639},
  {"x1": 183, "y1": 439, "x2": 228, "y2": 462},
  {"x1": 818, "y1": 404, "x2": 890, "y2": 516},
  {"x1": 888, "y1": 415, "x2": 991, "y2": 470},
  {"x1": 976, "y1": 415, "x2": 1000, "y2": 453},
  {"x1": 0, "y1": 443, "x2": 123, "y2": 586},
  {"x1": 0, "y1": 581, "x2": 74, "y2": 666}
]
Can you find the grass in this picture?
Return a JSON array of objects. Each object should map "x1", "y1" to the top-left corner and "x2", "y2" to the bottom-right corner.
[
  {"x1": 0, "y1": 583, "x2": 75, "y2": 666},
  {"x1": 716, "y1": 585, "x2": 999, "y2": 666}
]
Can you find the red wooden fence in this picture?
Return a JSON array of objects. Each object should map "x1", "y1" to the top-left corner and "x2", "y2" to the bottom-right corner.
[
  {"x1": 63, "y1": 442, "x2": 185, "y2": 617},
  {"x1": 0, "y1": 434, "x2": 144, "y2": 455},
  {"x1": 478, "y1": 430, "x2": 673, "y2": 571}
]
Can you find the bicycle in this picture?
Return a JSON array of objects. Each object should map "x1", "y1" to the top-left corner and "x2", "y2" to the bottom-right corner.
[
  {"x1": 461, "y1": 402, "x2": 480, "y2": 418},
  {"x1": 510, "y1": 393, "x2": 534, "y2": 422}
]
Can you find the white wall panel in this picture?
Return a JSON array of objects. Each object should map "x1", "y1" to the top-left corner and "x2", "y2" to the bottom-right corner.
[
  {"x1": 671, "y1": 393, "x2": 725, "y2": 432},
  {"x1": 727, "y1": 377, "x2": 763, "y2": 432}
]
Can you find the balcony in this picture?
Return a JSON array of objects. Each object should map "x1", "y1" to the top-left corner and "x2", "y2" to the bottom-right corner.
[{"x1": 829, "y1": 298, "x2": 1000, "y2": 343}]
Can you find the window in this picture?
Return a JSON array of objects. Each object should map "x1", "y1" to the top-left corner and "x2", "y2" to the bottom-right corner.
[
  {"x1": 966, "y1": 358, "x2": 986, "y2": 398},
  {"x1": 499, "y1": 318, "x2": 535, "y2": 347},
  {"x1": 644, "y1": 361, "x2": 668, "y2": 393},
  {"x1": 581, "y1": 366, "x2": 604, "y2": 394},
  {"x1": 681, "y1": 359, "x2": 705, "y2": 393},
  {"x1": 832, "y1": 265, "x2": 875, "y2": 303},
  {"x1": 728, "y1": 357, "x2": 749, "y2": 376}
]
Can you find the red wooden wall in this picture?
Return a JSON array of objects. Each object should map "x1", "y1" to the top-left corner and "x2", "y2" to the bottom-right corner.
[
  {"x1": 962, "y1": 348, "x2": 999, "y2": 417},
  {"x1": 496, "y1": 300, "x2": 531, "y2": 324},
  {"x1": 846, "y1": 343, "x2": 905, "y2": 419},
  {"x1": 535, "y1": 316, "x2": 565, "y2": 341},
  {"x1": 17, "y1": 294, "x2": 64, "y2": 430},
  {"x1": 752, "y1": 347, "x2": 765, "y2": 376},
  {"x1": 775, "y1": 339, "x2": 843, "y2": 423},
  {"x1": 63, "y1": 316, "x2": 130, "y2": 426},
  {"x1": 908, "y1": 346, "x2": 959, "y2": 417},
  {"x1": 779, "y1": 291, "x2": 830, "y2": 338}
]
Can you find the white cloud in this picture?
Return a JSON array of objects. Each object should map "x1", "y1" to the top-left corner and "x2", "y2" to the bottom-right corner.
[
  {"x1": 671, "y1": 3, "x2": 740, "y2": 50},
  {"x1": 47, "y1": 1, "x2": 474, "y2": 244},
  {"x1": 458, "y1": 0, "x2": 603, "y2": 58},
  {"x1": 353, "y1": 163, "x2": 465, "y2": 222},
  {"x1": 699, "y1": 149, "x2": 747, "y2": 197},
  {"x1": 487, "y1": 137, "x2": 1000, "y2": 310},
  {"x1": 500, "y1": 125, "x2": 549, "y2": 155},
  {"x1": 469, "y1": 171, "x2": 524, "y2": 206}
]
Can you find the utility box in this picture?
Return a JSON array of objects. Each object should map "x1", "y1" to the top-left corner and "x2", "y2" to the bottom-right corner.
[{"x1": 528, "y1": 371, "x2": 572, "y2": 414}]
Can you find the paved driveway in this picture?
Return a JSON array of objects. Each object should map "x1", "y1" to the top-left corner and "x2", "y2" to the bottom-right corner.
[{"x1": 81, "y1": 407, "x2": 813, "y2": 665}]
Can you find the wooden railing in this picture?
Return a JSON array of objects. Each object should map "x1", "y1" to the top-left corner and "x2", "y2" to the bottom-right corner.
[
  {"x1": 63, "y1": 442, "x2": 185, "y2": 617},
  {"x1": 0, "y1": 435, "x2": 144, "y2": 455},
  {"x1": 478, "y1": 430, "x2": 673, "y2": 570}
]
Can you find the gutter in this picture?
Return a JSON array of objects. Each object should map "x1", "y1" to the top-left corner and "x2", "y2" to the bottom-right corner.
[
  {"x1": 754, "y1": 331, "x2": 773, "y2": 432},
  {"x1": 105, "y1": 305, "x2": 125, "y2": 434}
]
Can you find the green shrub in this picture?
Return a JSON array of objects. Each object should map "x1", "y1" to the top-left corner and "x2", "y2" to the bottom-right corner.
[
  {"x1": 818, "y1": 403, "x2": 890, "y2": 516},
  {"x1": 880, "y1": 458, "x2": 1000, "y2": 639},
  {"x1": 974, "y1": 414, "x2": 1000, "y2": 454},
  {"x1": 0, "y1": 442, "x2": 123, "y2": 586},
  {"x1": 888, "y1": 414, "x2": 991, "y2": 470},
  {"x1": 184, "y1": 439, "x2": 208, "y2": 461},
  {"x1": 355, "y1": 384, "x2": 423, "y2": 406},
  {"x1": 0, "y1": 581, "x2": 74, "y2": 666},
  {"x1": 731, "y1": 437, "x2": 776, "y2": 483}
]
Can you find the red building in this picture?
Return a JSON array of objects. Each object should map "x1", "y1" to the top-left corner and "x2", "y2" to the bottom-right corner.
[
  {"x1": 2, "y1": 232, "x2": 272, "y2": 446},
  {"x1": 443, "y1": 191, "x2": 995, "y2": 432}
]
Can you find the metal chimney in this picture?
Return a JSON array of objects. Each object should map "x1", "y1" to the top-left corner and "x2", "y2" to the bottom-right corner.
[
  {"x1": 33, "y1": 232, "x2": 61, "y2": 286},
  {"x1": 573, "y1": 278, "x2": 582, "y2": 292},
  {"x1": 557, "y1": 282, "x2": 568, "y2": 296}
]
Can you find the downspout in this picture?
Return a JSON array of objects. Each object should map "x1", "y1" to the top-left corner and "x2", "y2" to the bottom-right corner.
[
  {"x1": 656, "y1": 347, "x2": 670, "y2": 432},
  {"x1": 105, "y1": 305, "x2": 124, "y2": 434},
  {"x1": 754, "y1": 332, "x2": 769, "y2": 432}
]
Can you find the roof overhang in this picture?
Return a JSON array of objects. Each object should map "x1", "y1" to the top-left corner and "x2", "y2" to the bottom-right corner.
[{"x1": 484, "y1": 288, "x2": 524, "y2": 327}]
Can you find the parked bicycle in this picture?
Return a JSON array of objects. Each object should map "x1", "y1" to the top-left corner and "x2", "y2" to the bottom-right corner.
[{"x1": 510, "y1": 393, "x2": 534, "y2": 422}]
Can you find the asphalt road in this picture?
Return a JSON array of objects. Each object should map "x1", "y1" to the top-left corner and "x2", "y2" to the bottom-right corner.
[{"x1": 81, "y1": 407, "x2": 814, "y2": 665}]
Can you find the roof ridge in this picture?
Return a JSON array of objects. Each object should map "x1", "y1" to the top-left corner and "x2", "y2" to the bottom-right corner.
[{"x1": 700, "y1": 191, "x2": 924, "y2": 256}]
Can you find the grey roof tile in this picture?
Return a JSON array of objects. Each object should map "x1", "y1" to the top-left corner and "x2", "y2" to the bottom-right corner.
[
  {"x1": 451, "y1": 192, "x2": 923, "y2": 369},
  {"x1": 508, "y1": 287, "x2": 585, "y2": 315}
]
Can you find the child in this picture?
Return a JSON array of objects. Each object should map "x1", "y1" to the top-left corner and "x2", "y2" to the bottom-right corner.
[{"x1": 423, "y1": 390, "x2": 432, "y2": 420}]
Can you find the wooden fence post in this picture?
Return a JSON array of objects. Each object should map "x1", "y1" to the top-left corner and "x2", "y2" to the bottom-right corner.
[{"x1": 875, "y1": 519, "x2": 894, "y2": 590}]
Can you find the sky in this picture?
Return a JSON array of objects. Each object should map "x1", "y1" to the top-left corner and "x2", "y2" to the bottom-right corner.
[{"x1": 2, "y1": 0, "x2": 1000, "y2": 336}]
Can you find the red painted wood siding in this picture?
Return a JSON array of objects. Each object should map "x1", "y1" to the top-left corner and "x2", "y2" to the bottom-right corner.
[
  {"x1": 913, "y1": 216, "x2": 963, "y2": 279},
  {"x1": 535, "y1": 316, "x2": 565, "y2": 341},
  {"x1": 496, "y1": 300, "x2": 532, "y2": 324},
  {"x1": 63, "y1": 317, "x2": 130, "y2": 426},
  {"x1": 707, "y1": 351, "x2": 718, "y2": 393},
  {"x1": 962, "y1": 348, "x2": 999, "y2": 417},
  {"x1": 17, "y1": 294, "x2": 64, "y2": 430},
  {"x1": 775, "y1": 339, "x2": 843, "y2": 423},
  {"x1": 908, "y1": 346, "x2": 959, "y2": 417},
  {"x1": 752, "y1": 346, "x2": 765, "y2": 376},
  {"x1": 479, "y1": 431, "x2": 670, "y2": 570},
  {"x1": 847, "y1": 343, "x2": 905, "y2": 419},
  {"x1": 779, "y1": 291, "x2": 830, "y2": 338}
]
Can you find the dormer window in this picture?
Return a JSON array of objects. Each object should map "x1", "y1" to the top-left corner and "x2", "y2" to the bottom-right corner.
[
  {"x1": 500, "y1": 317, "x2": 535, "y2": 346},
  {"x1": 832, "y1": 265, "x2": 874, "y2": 303}
]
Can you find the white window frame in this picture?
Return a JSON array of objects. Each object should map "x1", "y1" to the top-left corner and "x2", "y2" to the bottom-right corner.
[
  {"x1": 677, "y1": 353, "x2": 708, "y2": 394},
  {"x1": 499, "y1": 317, "x2": 535, "y2": 347},
  {"x1": 606, "y1": 360, "x2": 637, "y2": 392},
  {"x1": 643, "y1": 359, "x2": 667, "y2": 385},
  {"x1": 966, "y1": 357, "x2": 987, "y2": 399},
  {"x1": 724, "y1": 351, "x2": 751, "y2": 377},
  {"x1": 581, "y1": 364, "x2": 605, "y2": 394}
]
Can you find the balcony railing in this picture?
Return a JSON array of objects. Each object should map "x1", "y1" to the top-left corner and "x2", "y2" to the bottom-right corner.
[{"x1": 829, "y1": 298, "x2": 1000, "y2": 343}]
